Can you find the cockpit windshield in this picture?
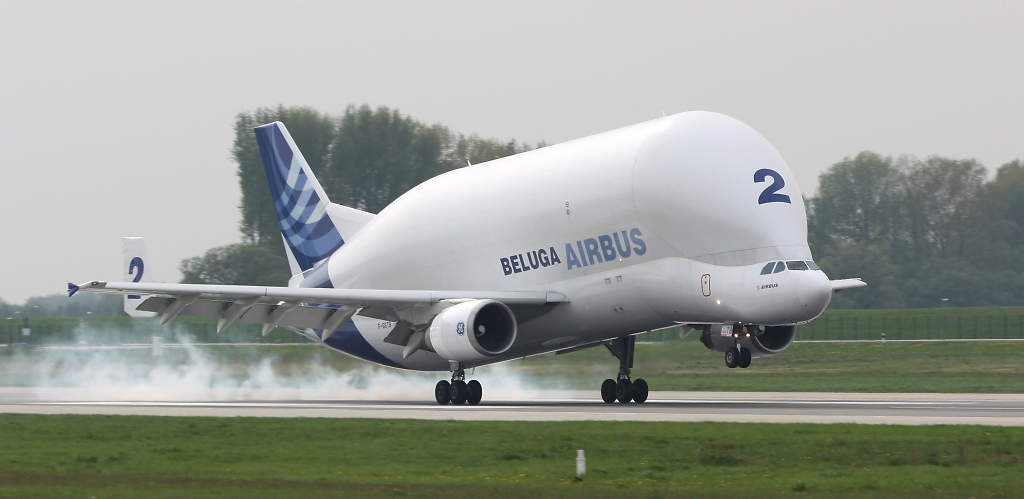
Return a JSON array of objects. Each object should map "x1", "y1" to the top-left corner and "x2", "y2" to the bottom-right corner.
[{"x1": 760, "y1": 260, "x2": 820, "y2": 275}]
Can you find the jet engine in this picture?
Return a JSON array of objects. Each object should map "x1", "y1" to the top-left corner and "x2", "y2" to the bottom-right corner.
[
  {"x1": 699, "y1": 324, "x2": 796, "y2": 359},
  {"x1": 425, "y1": 299, "x2": 517, "y2": 362}
]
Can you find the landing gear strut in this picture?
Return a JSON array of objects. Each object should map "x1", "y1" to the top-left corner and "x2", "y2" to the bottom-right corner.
[
  {"x1": 435, "y1": 364, "x2": 483, "y2": 405},
  {"x1": 600, "y1": 335, "x2": 648, "y2": 404}
]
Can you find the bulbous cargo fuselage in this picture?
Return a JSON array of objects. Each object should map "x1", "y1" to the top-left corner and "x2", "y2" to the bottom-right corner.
[{"x1": 322, "y1": 112, "x2": 831, "y2": 370}]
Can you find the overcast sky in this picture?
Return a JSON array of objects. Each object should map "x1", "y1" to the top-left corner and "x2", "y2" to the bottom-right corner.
[{"x1": 1, "y1": 1, "x2": 1021, "y2": 303}]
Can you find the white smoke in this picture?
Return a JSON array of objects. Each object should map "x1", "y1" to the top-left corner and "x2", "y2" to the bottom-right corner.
[{"x1": 0, "y1": 323, "x2": 562, "y2": 403}]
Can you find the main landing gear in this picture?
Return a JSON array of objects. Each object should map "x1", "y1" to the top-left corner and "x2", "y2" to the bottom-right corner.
[
  {"x1": 724, "y1": 346, "x2": 751, "y2": 369},
  {"x1": 601, "y1": 335, "x2": 649, "y2": 404},
  {"x1": 435, "y1": 364, "x2": 483, "y2": 405}
]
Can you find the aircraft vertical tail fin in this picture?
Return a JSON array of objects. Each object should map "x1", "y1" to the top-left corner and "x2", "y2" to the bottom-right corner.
[
  {"x1": 123, "y1": 237, "x2": 157, "y2": 318},
  {"x1": 254, "y1": 122, "x2": 372, "y2": 282}
]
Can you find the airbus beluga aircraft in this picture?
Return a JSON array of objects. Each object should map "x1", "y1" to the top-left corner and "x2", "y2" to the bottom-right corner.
[{"x1": 70, "y1": 111, "x2": 865, "y2": 405}]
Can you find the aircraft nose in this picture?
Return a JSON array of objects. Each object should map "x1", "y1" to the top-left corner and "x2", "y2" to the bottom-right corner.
[{"x1": 797, "y1": 270, "x2": 832, "y2": 315}]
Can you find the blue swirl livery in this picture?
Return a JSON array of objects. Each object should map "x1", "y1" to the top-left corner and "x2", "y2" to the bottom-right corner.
[{"x1": 254, "y1": 122, "x2": 344, "y2": 272}]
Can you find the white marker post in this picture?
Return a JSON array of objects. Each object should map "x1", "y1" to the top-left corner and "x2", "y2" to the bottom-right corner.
[{"x1": 576, "y1": 449, "x2": 586, "y2": 477}]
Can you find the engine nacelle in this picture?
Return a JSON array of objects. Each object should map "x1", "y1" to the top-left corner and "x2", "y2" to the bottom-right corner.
[
  {"x1": 425, "y1": 299, "x2": 517, "y2": 362},
  {"x1": 699, "y1": 324, "x2": 796, "y2": 359}
]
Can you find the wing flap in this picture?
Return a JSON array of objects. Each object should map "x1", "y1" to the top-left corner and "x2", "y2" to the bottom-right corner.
[{"x1": 138, "y1": 297, "x2": 337, "y2": 330}]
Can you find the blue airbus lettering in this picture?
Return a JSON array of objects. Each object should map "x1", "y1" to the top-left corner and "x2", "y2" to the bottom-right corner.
[
  {"x1": 499, "y1": 228, "x2": 646, "y2": 276},
  {"x1": 565, "y1": 228, "x2": 646, "y2": 270}
]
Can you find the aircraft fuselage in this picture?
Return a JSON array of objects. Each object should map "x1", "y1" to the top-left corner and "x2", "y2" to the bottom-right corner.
[{"x1": 307, "y1": 112, "x2": 832, "y2": 370}]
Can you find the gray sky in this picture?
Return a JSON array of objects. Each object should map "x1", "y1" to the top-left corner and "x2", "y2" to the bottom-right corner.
[{"x1": 1, "y1": 1, "x2": 1021, "y2": 303}]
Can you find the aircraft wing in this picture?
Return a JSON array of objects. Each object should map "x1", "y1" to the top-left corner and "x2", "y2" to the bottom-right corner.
[
  {"x1": 830, "y1": 278, "x2": 867, "y2": 291},
  {"x1": 68, "y1": 280, "x2": 567, "y2": 335}
]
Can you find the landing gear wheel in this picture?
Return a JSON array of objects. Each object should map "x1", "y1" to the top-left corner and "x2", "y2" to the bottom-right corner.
[
  {"x1": 724, "y1": 348, "x2": 740, "y2": 368},
  {"x1": 615, "y1": 378, "x2": 633, "y2": 403},
  {"x1": 632, "y1": 378, "x2": 649, "y2": 404},
  {"x1": 467, "y1": 380, "x2": 482, "y2": 405},
  {"x1": 435, "y1": 380, "x2": 451, "y2": 405},
  {"x1": 738, "y1": 349, "x2": 752, "y2": 368},
  {"x1": 601, "y1": 379, "x2": 616, "y2": 404},
  {"x1": 450, "y1": 380, "x2": 468, "y2": 405}
]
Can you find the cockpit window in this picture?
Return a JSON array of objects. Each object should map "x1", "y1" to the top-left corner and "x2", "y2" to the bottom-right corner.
[
  {"x1": 786, "y1": 261, "x2": 809, "y2": 271},
  {"x1": 760, "y1": 262, "x2": 775, "y2": 275},
  {"x1": 806, "y1": 260, "x2": 820, "y2": 270},
  {"x1": 773, "y1": 261, "x2": 786, "y2": 273}
]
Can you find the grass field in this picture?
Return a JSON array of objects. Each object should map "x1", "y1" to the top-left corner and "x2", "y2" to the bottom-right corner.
[
  {"x1": 3, "y1": 325, "x2": 1023, "y2": 497},
  {"x1": 2, "y1": 339, "x2": 1024, "y2": 394},
  {"x1": 528, "y1": 339, "x2": 1024, "y2": 393},
  {"x1": 796, "y1": 306, "x2": 1024, "y2": 341},
  {"x1": 0, "y1": 415, "x2": 1021, "y2": 498}
]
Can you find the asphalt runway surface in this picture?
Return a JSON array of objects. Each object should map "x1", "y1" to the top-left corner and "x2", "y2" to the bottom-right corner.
[{"x1": 1, "y1": 388, "x2": 1022, "y2": 425}]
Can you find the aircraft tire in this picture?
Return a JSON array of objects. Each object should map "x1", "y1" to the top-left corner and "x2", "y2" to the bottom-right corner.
[
  {"x1": 738, "y1": 349, "x2": 752, "y2": 368},
  {"x1": 601, "y1": 379, "x2": 616, "y2": 403},
  {"x1": 632, "y1": 378, "x2": 649, "y2": 403},
  {"x1": 435, "y1": 380, "x2": 452, "y2": 405},
  {"x1": 615, "y1": 379, "x2": 633, "y2": 403},
  {"x1": 467, "y1": 380, "x2": 483, "y2": 405},
  {"x1": 450, "y1": 380, "x2": 469, "y2": 405},
  {"x1": 725, "y1": 348, "x2": 740, "y2": 368}
]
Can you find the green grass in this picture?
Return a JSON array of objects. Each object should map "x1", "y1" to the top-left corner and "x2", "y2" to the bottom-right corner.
[
  {"x1": 0, "y1": 316, "x2": 303, "y2": 345},
  {"x1": 798, "y1": 306, "x2": 1024, "y2": 341},
  {"x1": 0, "y1": 415, "x2": 1021, "y2": 498},
  {"x1": 3, "y1": 340, "x2": 1024, "y2": 393},
  {"x1": 525, "y1": 339, "x2": 1024, "y2": 393}
]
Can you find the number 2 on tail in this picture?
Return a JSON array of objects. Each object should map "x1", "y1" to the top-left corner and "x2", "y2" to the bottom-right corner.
[
  {"x1": 753, "y1": 169, "x2": 791, "y2": 204},
  {"x1": 128, "y1": 257, "x2": 144, "y2": 300}
]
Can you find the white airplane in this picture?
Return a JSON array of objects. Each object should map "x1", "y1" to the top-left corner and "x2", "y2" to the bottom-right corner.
[{"x1": 70, "y1": 111, "x2": 865, "y2": 405}]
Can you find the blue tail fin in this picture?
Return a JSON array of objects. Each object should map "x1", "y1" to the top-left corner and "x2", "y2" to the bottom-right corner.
[{"x1": 254, "y1": 122, "x2": 343, "y2": 274}]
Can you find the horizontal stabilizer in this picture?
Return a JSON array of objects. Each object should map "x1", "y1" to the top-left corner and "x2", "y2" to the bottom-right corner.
[
  {"x1": 326, "y1": 203, "x2": 375, "y2": 245},
  {"x1": 830, "y1": 278, "x2": 867, "y2": 291}
]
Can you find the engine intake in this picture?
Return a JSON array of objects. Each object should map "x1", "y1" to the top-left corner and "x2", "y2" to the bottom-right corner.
[
  {"x1": 699, "y1": 324, "x2": 796, "y2": 359},
  {"x1": 425, "y1": 299, "x2": 517, "y2": 362}
]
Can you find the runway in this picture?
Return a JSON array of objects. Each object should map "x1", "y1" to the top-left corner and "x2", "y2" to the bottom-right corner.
[{"x1": 1, "y1": 388, "x2": 1022, "y2": 425}]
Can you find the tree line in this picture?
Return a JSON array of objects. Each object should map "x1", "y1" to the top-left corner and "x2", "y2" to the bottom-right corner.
[
  {"x1": 809, "y1": 152, "x2": 1024, "y2": 308},
  {"x1": 180, "y1": 105, "x2": 537, "y2": 287}
]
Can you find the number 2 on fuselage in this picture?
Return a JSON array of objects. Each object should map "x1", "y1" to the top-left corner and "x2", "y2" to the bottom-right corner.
[{"x1": 753, "y1": 168, "x2": 791, "y2": 204}]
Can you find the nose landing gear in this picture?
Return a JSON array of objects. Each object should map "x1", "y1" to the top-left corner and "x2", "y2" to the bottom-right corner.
[
  {"x1": 435, "y1": 364, "x2": 483, "y2": 405},
  {"x1": 600, "y1": 335, "x2": 649, "y2": 404},
  {"x1": 724, "y1": 347, "x2": 752, "y2": 369}
]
